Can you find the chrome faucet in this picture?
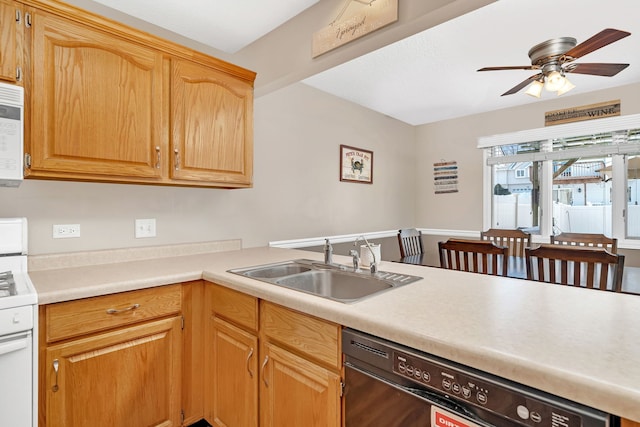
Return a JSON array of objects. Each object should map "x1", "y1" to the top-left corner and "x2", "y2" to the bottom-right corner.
[
  {"x1": 323, "y1": 238, "x2": 333, "y2": 265},
  {"x1": 349, "y1": 249, "x2": 361, "y2": 271},
  {"x1": 354, "y1": 236, "x2": 378, "y2": 274}
]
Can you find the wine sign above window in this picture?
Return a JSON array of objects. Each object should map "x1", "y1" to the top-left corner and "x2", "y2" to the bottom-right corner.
[
  {"x1": 544, "y1": 100, "x2": 620, "y2": 126},
  {"x1": 312, "y1": 0, "x2": 398, "y2": 58}
]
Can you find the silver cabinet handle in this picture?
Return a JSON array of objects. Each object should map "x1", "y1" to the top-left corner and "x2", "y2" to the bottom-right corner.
[
  {"x1": 246, "y1": 347, "x2": 254, "y2": 378},
  {"x1": 174, "y1": 148, "x2": 180, "y2": 170},
  {"x1": 155, "y1": 146, "x2": 161, "y2": 169},
  {"x1": 52, "y1": 359, "x2": 59, "y2": 392},
  {"x1": 261, "y1": 355, "x2": 269, "y2": 387},
  {"x1": 106, "y1": 303, "x2": 140, "y2": 314}
]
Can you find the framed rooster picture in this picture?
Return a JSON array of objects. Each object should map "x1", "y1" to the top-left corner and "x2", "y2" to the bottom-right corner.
[{"x1": 340, "y1": 144, "x2": 373, "y2": 184}]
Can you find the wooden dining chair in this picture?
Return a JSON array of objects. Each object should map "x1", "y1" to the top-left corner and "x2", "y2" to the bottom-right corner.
[
  {"x1": 550, "y1": 232, "x2": 618, "y2": 254},
  {"x1": 480, "y1": 228, "x2": 531, "y2": 257},
  {"x1": 525, "y1": 244, "x2": 625, "y2": 292},
  {"x1": 398, "y1": 228, "x2": 424, "y2": 258},
  {"x1": 438, "y1": 239, "x2": 509, "y2": 276}
]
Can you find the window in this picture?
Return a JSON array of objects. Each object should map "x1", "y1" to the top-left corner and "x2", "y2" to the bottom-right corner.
[
  {"x1": 480, "y1": 114, "x2": 640, "y2": 247},
  {"x1": 515, "y1": 168, "x2": 528, "y2": 178}
]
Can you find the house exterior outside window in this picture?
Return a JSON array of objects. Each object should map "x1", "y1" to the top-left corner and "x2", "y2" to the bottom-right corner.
[{"x1": 480, "y1": 114, "x2": 640, "y2": 247}]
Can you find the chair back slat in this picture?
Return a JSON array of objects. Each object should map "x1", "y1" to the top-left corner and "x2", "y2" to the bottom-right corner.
[
  {"x1": 438, "y1": 239, "x2": 509, "y2": 276},
  {"x1": 550, "y1": 232, "x2": 618, "y2": 253},
  {"x1": 398, "y1": 228, "x2": 424, "y2": 257},
  {"x1": 481, "y1": 229, "x2": 531, "y2": 257},
  {"x1": 525, "y1": 244, "x2": 624, "y2": 292}
]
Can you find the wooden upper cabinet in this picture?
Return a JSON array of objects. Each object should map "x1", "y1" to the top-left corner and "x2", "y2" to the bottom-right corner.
[
  {"x1": 171, "y1": 59, "x2": 253, "y2": 187},
  {"x1": 0, "y1": 0, "x2": 20, "y2": 83},
  {"x1": 28, "y1": 10, "x2": 165, "y2": 181}
]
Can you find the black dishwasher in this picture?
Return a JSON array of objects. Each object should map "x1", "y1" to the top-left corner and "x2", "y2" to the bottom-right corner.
[{"x1": 343, "y1": 329, "x2": 617, "y2": 427}]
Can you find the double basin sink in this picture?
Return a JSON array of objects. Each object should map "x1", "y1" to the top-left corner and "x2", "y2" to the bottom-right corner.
[{"x1": 229, "y1": 259, "x2": 423, "y2": 303}]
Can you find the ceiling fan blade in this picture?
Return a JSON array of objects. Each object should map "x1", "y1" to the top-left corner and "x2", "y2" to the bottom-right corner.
[
  {"x1": 565, "y1": 63, "x2": 629, "y2": 76},
  {"x1": 563, "y1": 28, "x2": 631, "y2": 60},
  {"x1": 501, "y1": 74, "x2": 541, "y2": 96},
  {"x1": 478, "y1": 66, "x2": 535, "y2": 72}
]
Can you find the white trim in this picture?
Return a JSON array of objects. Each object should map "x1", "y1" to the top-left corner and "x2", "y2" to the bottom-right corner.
[
  {"x1": 269, "y1": 228, "x2": 481, "y2": 249},
  {"x1": 477, "y1": 113, "x2": 640, "y2": 148},
  {"x1": 482, "y1": 149, "x2": 492, "y2": 231},
  {"x1": 419, "y1": 228, "x2": 481, "y2": 238},
  {"x1": 270, "y1": 228, "x2": 640, "y2": 250},
  {"x1": 269, "y1": 230, "x2": 399, "y2": 248}
]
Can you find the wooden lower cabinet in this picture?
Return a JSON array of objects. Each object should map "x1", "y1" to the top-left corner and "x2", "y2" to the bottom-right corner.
[
  {"x1": 210, "y1": 317, "x2": 258, "y2": 427},
  {"x1": 39, "y1": 284, "x2": 184, "y2": 427},
  {"x1": 205, "y1": 283, "x2": 342, "y2": 427},
  {"x1": 260, "y1": 341, "x2": 341, "y2": 427},
  {"x1": 44, "y1": 316, "x2": 182, "y2": 427},
  {"x1": 622, "y1": 420, "x2": 640, "y2": 427}
]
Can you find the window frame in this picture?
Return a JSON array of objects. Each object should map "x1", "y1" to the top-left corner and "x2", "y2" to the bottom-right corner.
[{"x1": 481, "y1": 113, "x2": 640, "y2": 249}]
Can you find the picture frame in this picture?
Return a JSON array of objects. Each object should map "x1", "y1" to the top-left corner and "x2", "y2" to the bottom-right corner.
[{"x1": 340, "y1": 144, "x2": 373, "y2": 184}]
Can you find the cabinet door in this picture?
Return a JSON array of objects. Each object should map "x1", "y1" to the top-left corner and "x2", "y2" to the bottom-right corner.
[
  {"x1": 44, "y1": 316, "x2": 182, "y2": 427},
  {"x1": 29, "y1": 11, "x2": 165, "y2": 180},
  {"x1": 209, "y1": 317, "x2": 258, "y2": 427},
  {"x1": 171, "y1": 59, "x2": 253, "y2": 187},
  {"x1": 0, "y1": 0, "x2": 18, "y2": 82},
  {"x1": 260, "y1": 341, "x2": 341, "y2": 427}
]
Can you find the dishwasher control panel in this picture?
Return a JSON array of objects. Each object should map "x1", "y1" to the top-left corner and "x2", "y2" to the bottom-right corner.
[{"x1": 393, "y1": 350, "x2": 583, "y2": 427}]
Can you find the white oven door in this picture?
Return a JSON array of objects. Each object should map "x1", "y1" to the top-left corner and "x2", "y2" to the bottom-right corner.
[{"x1": 0, "y1": 331, "x2": 33, "y2": 427}]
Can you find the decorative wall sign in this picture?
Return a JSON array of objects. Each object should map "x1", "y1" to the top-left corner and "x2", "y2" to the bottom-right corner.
[
  {"x1": 312, "y1": 0, "x2": 398, "y2": 58},
  {"x1": 340, "y1": 144, "x2": 373, "y2": 184},
  {"x1": 433, "y1": 161, "x2": 458, "y2": 194},
  {"x1": 544, "y1": 100, "x2": 621, "y2": 126}
]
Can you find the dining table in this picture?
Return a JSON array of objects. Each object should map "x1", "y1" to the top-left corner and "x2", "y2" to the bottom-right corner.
[{"x1": 396, "y1": 254, "x2": 640, "y2": 295}]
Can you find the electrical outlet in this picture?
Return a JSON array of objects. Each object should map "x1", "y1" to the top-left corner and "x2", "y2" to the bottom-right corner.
[
  {"x1": 135, "y1": 218, "x2": 156, "y2": 238},
  {"x1": 53, "y1": 224, "x2": 81, "y2": 239}
]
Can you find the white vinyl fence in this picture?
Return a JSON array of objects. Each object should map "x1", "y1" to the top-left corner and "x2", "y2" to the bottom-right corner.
[{"x1": 494, "y1": 196, "x2": 640, "y2": 237}]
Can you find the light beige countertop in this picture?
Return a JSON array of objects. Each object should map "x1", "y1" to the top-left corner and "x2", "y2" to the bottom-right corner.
[{"x1": 29, "y1": 245, "x2": 640, "y2": 422}]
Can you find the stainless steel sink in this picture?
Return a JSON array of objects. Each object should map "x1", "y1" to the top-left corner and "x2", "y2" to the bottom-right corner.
[
  {"x1": 228, "y1": 259, "x2": 422, "y2": 303},
  {"x1": 243, "y1": 264, "x2": 312, "y2": 279}
]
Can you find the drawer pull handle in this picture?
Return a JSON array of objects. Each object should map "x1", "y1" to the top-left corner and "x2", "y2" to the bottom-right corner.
[
  {"x1": 106, "y1": 303, "x2": 140, "y2": 314},
  {"x1": 246, "y1": 347, "x2": 254, "y2": 378},
  {"x1": 52, "y1": 359, "x2": 59, "y2": 392},
  {"x1": 261, "y1": 355, "x2": 269, "y2": 387}
]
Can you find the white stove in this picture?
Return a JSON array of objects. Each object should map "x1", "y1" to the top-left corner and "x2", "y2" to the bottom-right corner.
[{"x1": 0, "y1": 217, "x2": 37, "y2": 427}]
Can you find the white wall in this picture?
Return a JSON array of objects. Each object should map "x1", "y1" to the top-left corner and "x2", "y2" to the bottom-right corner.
[{"x1": 0, "y1": 83, "x2": 416, "y2": 254}]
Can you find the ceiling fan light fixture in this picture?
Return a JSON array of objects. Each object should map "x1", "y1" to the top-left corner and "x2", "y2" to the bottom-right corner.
[
  {"x1": 556, "y1": 77, "x2": 576, "y2": 96},
  {"x1": 544, "y1": 70, "x2": 566, "y2": 92},
  {"x1": 525, "y1": 80, "x2": 544, "y2": 98}
]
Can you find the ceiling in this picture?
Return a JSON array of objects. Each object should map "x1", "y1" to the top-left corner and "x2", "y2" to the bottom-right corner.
[
  {"x1": 89, "y1": 0, "x2": 320, "y2": 53},
  {"x1": 91, "y1": 0, "x2": 640, "y2": 127},
  {"x1": 303, "y1": 0, "x2": 640, "y2": 125}
]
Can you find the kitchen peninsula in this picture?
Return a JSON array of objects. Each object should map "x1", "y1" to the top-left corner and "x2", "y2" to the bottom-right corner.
[{"x1": 30, "y1": 244, "x2": 640, "y2": 425}]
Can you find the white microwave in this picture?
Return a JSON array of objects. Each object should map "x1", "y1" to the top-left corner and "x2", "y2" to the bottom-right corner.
[{"x1": 0, "y1": 82, "x2": 23, "y2": 187}]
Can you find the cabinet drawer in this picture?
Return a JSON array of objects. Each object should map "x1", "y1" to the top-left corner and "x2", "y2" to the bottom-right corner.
[
  {"x1": 261, "y1": 301, "x2": 340, "y2": 369},
  {"x1": 45, "y1": 284, "x2": 182, "y2": 342},
  {"x1": 210, "y1": 284, "x2": 258, "y2": 331}
]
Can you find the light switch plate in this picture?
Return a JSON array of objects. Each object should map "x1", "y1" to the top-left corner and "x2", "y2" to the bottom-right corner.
[{"x1": 135, "y1": 219, "x2": 156, "y2": 238}]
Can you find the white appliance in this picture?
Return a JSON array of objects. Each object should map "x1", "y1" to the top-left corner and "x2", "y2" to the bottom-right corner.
[
  {"x1": 0, "y1": 82, "x2": 24, "y2": 187},
  {"x1": 0, "y1": 218, "x2": 37, "y2": 427}
]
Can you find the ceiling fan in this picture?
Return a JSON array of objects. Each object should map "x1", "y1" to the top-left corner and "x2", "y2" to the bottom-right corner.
[{"x1": 478, "y1": 28, "x2": 631, "y2": 97}]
